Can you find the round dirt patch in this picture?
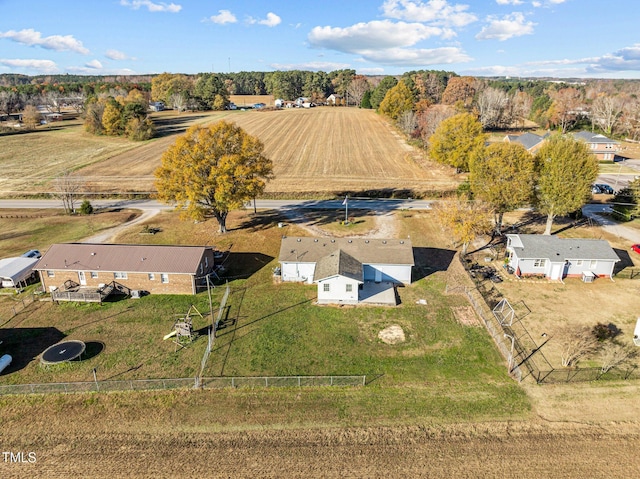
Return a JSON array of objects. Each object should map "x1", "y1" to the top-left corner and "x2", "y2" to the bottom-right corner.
[{"x1": 378, "y1": 325, "x2": 406, "y2": 344}]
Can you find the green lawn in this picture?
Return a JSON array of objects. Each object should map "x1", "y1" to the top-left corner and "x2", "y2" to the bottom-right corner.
[{"x1": 0, "y1": 208, "x2": 530, "y2": 425}]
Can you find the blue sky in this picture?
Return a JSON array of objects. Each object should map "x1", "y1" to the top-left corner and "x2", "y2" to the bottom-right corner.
[{"x1": 1, "y1": 0, "x2": 639, "y2": 78}]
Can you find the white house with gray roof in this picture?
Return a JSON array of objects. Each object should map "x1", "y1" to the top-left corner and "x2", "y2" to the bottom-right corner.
[
  {"x1": 505, "y1": 234, "x2": 619, "y2": 281},
  {"x1": 278, "y1": 237, "x2": 414, "y2": 304}
]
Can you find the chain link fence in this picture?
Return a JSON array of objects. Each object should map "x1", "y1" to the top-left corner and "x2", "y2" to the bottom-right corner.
[{"x1": 0, "y1": 375, "x2": 366, "y2": 396}]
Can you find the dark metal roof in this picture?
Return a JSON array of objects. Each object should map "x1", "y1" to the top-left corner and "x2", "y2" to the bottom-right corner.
[{"x1": 35, "y1": 243, "x2": 211, "y2": 274}]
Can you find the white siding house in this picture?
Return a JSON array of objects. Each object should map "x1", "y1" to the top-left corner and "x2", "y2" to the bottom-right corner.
[
  {"x1": 278, "y1": 237, "x2": 414, "y2": 305},
  {"x1": 506, "y1": 234, "x2": 619, "y2": 280}
]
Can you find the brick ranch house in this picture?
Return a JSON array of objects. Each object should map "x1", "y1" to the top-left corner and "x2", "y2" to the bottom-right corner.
[{"x1": 35, "y1": 244, "x2": 216, "y2": 295}]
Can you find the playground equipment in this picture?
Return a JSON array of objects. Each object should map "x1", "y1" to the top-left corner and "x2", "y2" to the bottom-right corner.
[{"x1": 163, "y1": 305, "x2": 204, "y2": 349}]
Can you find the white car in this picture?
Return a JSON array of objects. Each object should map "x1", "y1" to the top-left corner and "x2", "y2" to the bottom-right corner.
[{"x1": 22, "y1": 250, "x2": 41, "y2": 258}]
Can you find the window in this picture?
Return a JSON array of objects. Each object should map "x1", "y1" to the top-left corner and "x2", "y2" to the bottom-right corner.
[
  {"x1": 590, "y1": 260, "x2": 598, "y2": 269},
  {"x1": 575, "y1": 260, "x2": 583, "y2": 266},
  {"x1": 46, "y1": 270, "x2": 55, "y2": 277},
  {"x1": 148, "y1": 273, "x2": 155, "y2": 281},
  {"x1": 90, "y1": 272, "x2": 98, "y2": 279},
  {"x1": 205, "y1": 256, "x2": 209, "y2": 268},
  {"x1": 533, "y1": 259, "x2": 546, "y2": 268},
  {"x1": 114, "y1": 272, "x2": 128, "y2": 279},
  {"x1": 323, "y1": 283, "x2": 330, "y2": 292},
  {"x1": 161, "y1": 273, "x2": 169, "y2": 284},
  {"x1": 346, "y1": 284, "x2": 353, "y2": 292}
]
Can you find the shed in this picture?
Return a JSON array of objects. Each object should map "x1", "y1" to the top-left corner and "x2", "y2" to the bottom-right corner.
[{"x1": 0, "y1": 257, "x2": 39, "y2": 288}]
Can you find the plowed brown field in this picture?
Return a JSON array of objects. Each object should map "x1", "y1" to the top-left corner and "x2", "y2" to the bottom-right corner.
[{"x1": 81, "y1": 108, "x2": 457, "y2": 195}]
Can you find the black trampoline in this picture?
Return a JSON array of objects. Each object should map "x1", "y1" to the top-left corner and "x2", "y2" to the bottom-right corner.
[{"x1": 41, "y1": 340, "x2": 86, "y2": 365}]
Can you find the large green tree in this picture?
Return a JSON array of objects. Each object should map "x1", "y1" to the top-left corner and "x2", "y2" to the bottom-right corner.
[
  {"x1": 469, "y1": 142, "x2": 535, "y2": 234},
  {"x1": 428, "y1": 113, "x2": 486, "y2": 172},
  {"x1": 155, "y1": 121, "x2": 273, "y2": 233},
  {"x1": 370, "y1": 76, "x2": 398, "y2": 110},
  {"x1": 535, "y1": 134, "x2": 598, "y2": 234},
  {"x1": 193, "y1": 73, "x2": 229, "y2": 110}
]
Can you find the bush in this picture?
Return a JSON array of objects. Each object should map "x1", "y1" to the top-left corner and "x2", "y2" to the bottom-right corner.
[{"x1": 79, "y1": 199, "x2": 94, "y2": 215}]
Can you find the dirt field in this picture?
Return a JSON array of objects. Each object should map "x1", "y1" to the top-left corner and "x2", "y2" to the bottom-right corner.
[
  {"x1": 0, "y1": 108, "x2": 459, "y2": 197},
  {"x1": 82, "y1": 107, "x2": 458, "y2": 196}
]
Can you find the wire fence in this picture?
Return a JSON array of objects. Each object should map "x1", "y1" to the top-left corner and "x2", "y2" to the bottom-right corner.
[
  {"x1": 0, "y1": 375, "x2": 367, "y2": 396},
  {"x1": 451, "y1": 253, "x2": 640, "y2": 384},
  {"x1": 0, "y1": 292, "x2": 37, "y2": 324}
]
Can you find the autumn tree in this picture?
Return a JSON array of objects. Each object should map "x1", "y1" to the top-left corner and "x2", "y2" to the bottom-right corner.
[
  {"x1": 417, "y1": 104, "x2": 456, "y2": 146},
  {"x1": 435, "y1": 196, "x2": 491, "y2": 255},
  {"x1": 469, "y1": 142, "x2": 535, "y2": 234},
  {"x1": 151, "y1": 72, "x2": 193, "y2": 104},
  {"x1": 22, "y1": 105, "x2": 42, "y2": 129},
  {"x1": 535, "y1": 134, "x2": 598, "y2": 234},
  {"x1": 379, "y1": 80, "x2": 414, "y2": 121},
  {"x1": 548, "y1": 87, "x2": 584, "y2": 133},
  {"x1": 441, "y1": 76, "x2": 477, "y2": 108},
  {"x1": 428, "y1": 112, "x2": 486, "y2": 172},
  {"x1": 155, "y1": 121, "x2": 273, "y2": 233}
]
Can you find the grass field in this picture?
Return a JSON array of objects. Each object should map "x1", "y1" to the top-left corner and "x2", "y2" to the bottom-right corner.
[
  {"x1": 2, "y1": 208, "x2": 640, "y2": 477},
  {"x1": 0, "y1": 107, "x2": 459, "y2": 197}
]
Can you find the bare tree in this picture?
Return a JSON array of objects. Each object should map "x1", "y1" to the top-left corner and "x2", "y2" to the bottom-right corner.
[
  {"x1": 41, "y1": 90, "x2": 63, "y2": 114},
  {"x1": 558, "y1": 325, "x2": 600, "y2": 367},
  {"x1": 346, "y1": 76, "x2": 370, "y2": 107},
  {"x1": 600, "y1": 342, "x2": 638, "y2": 374},
  {"x1": 169, "y1": 92, "x2": 187, "y2": 112},
  {"x1": 620, "y1": 97, "x2": 640, "y2": 141},
  {"x1": 397, "y1": 110, "x2": 417, "y2": 136},
  {"x1": 476, "y1": 87, "x2": 509, "y2": 129},
  {"x1": 53, "y1": 170, "x2": 84, "y2": 214},
  {"x1": 22, "y1": 105, "x2": 42, "y2": 129},
  {"x1": 591, "y1": 94, "x2": 625, "y2": 136},
  {"x1": 0, "y1": 90, "x2": 22, "y2": 115},
  {"x1": 511, "y1": 91, "x2": 533, "y2": 129},
  {"x1": 66, "y1": 92, "x2": 86, "y2": 114}
]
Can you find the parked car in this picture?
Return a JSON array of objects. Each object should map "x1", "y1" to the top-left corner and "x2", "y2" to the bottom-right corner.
[
  {"x1": 591, "y1": 184, "x2": 602, "y2": 194},
  {"x1": 595, "y1": 183, "x2": 614, "y2": 194},
  {"x1": 21, "y1": 249, "x2": 41, "y2": 258},
  {"x1": 632, "y1": 244, "x2": 640, "y2": 254}
]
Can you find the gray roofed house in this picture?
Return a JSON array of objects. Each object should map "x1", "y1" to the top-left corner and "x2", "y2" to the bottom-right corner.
[
  {"x1": 278, "y1": 237, "x2": 414, "y2": 305},
  {"x1": 506, "y1": 234, "x2": 619, "y2": 281},
  {"x1": 314, "y1": 249, "x2": 363, "y2": 283},
  {"x1": 573, "y1": 131, "x2": 619, "y2": 161},
  {"x1": 504, "y1": 132, "x2": 547, "y2": 152}
]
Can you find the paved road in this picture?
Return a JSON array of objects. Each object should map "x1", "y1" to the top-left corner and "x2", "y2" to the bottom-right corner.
[
  {"x1": 0, "y1": 198, "x2": 435, "y2": 211},
  {"x1": 582, "y1": 203, "x2": 640, "y2": 244}
]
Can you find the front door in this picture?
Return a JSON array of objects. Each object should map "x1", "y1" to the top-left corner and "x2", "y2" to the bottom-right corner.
[{"x1": 78, "y1": 271, "x2": 87, "y2": 286}]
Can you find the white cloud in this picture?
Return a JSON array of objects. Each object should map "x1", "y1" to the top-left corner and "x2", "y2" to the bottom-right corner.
[
  {"x1": 309, "y1": 20, "x2": 449, "y2": 52},
  {"x1": 85, "y1": 59, "x2": 103, "y2": 69},
  {"x1": 208, "y1": 10, "x2": 237, "y2": 25},
  {"x1": 270, "y1": 61, "x2": 351, "y2": 72},
  {"x1": 247, "y1": 12, "x2": 282, "y2": 27},
  {"x1": 496, "y1": 0, "x2": 524, "y2": 5},
  {"x1": 0, "y1": 29, "x2": 89, "y2": 54},
  {"x1": 357, "y1": 46, "x2": 472, "y2": 66},
  {"x1": 476, "y1": 12, "x2": 535, "y2": 41},
  {"x1": 67, "y1": 65, "x2": 137, "y2": 75},
  {"x1": 0, "y1": 58, "x2": 59, "y2": 73},
  {"x1": 549, "y1": 0, "x2": 567, "y2": 3},
  {"x1": 357, "y1": 67, "x2": 386, "y2": 75},
  {"x1": 260, "y1": 12, "x2": 281, "y2": 27},
  {"x1": 532, "y1": 1, "x2": 542, "y2": 6},
  {"x1": 120, "y1": 0, "x2": 181, "y2": 13},
  {"x1": 381, "y1": 0, "x2": 477, "y2": 27},
  {"x1": 105, "y1": 49, "x2": 135, "y2": 61}
]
